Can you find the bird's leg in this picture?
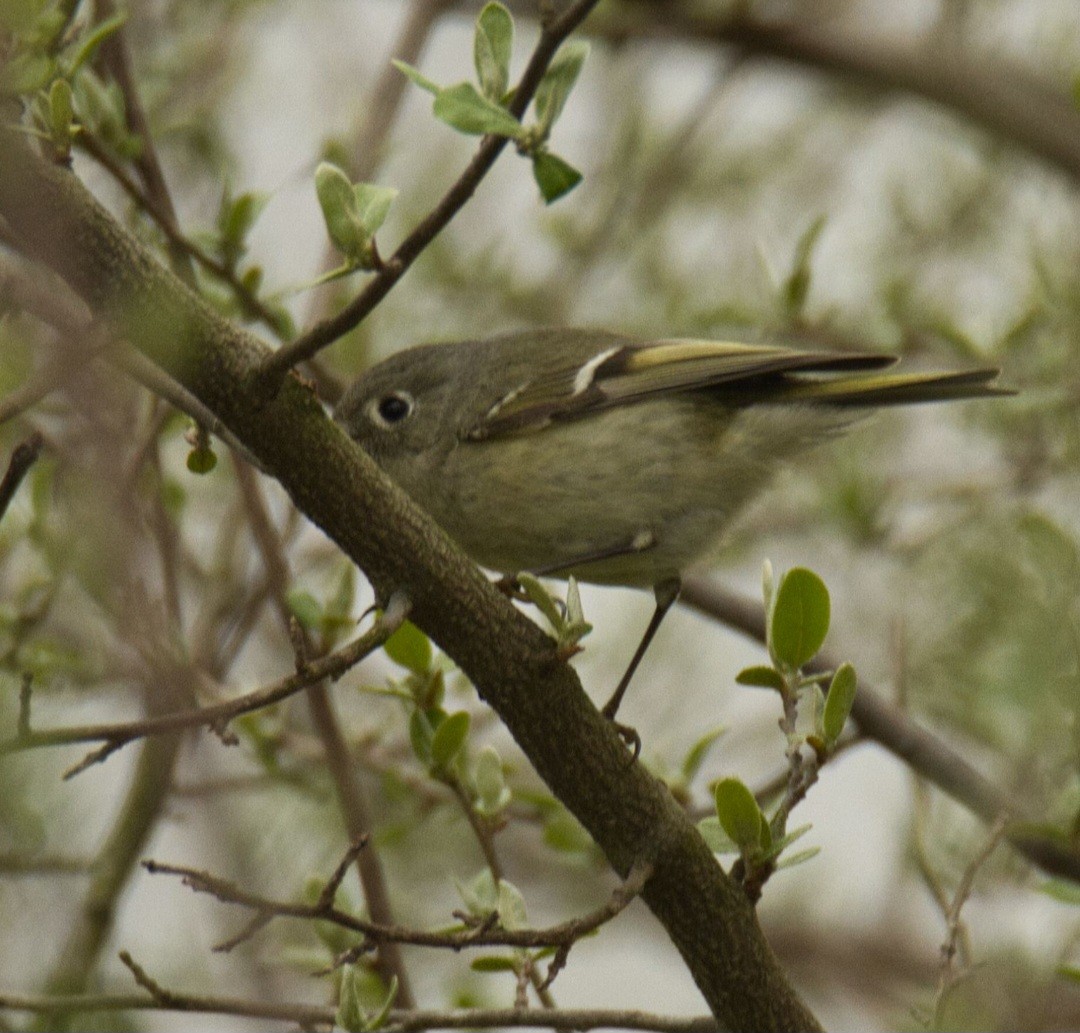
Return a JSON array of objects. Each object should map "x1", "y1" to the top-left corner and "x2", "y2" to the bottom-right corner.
[
  {"x1": 495, "y1": 534, "x2": 676, "y2": 756},
  {"x1": 601, "y1": 576, "x2": 681, "y2": 724}
]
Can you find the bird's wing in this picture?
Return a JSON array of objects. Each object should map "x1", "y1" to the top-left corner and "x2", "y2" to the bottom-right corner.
[{"x1": 464, "y1": 338, "x2": 899, "y2": 440}]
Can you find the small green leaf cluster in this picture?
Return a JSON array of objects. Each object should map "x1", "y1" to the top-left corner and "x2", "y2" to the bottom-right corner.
[
  {"x1": 457, "y1": 869, "x2": 557, "y2": 982},
  {"x1": 395, "y1": 2, "x2": 588, "y2": 204},
  {"x1": 742, "y1": 563, "x2": 857, "y2": 755},
  {"x1": 515, "y1": 574, "x2": 592, "y2": 653},
  {"x1": 380, "y1": 621, "x2": 512, "y2": 820},
  {"x1": 699, "y1": 564, "x2": 857, "y2": 886},
  {"x1": 701, "y1": 778, "x2": 817, "y2": 875},
  {"x1": 649, "y1": 725, "x2": 727, "y2": 807},
  {"x1": 337, "y1": 966, "x2": 397, "y2": 1033},
  {"x1": 286, "y1": 563, "x2": 358, "y2": 650},
  {"x1": 314, "y1": 162, "x2": 398, "y2": 276},
  {"x1": 197, "y1": 187, "x2": 295, "y2": 338},
  {"x1": 4, "y1": 6, "x2": 130, "y2": 160}
]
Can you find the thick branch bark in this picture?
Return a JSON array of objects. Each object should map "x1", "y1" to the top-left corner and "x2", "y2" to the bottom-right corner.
[{"x1": 0, "y1": 136, "x2": 821, "y2": 1031}]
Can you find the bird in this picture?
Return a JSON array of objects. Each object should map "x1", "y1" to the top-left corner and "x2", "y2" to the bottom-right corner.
[{"x1": 335, "y1": 328, "x2": 1010, "y2": 722}]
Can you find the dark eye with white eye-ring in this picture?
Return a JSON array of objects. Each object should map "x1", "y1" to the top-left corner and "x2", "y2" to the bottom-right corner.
[{"x1": 371, "y1": 391, "x2": 414, "y2": 427}]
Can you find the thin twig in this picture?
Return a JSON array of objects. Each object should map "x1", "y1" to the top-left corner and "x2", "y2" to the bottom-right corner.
[
  {"x1": 143, "y1": 854, "x2": 652, "y2": 953},
  {"x1": 317, "y1": 835, "x2": 371, "y2": 911},
  {"x1": 447, "y1": 775, "x2": 505, "y2": 882},
  {"x1": 0, "y1": 432, "x2": 44, "y2": 524},
  {"x1": 0, "y1": 594, "x2": 410, "y2": 759},
  {"x1": 234, "y1": 461, "x2": 418, "y2": 1007},
  {"x1": 0, "y1": 852, "x2": 92, "y2": 875},
  {"x1": 119, "y1": 352, "x2": 267, "y2": 470},
  {"x1": 0, "y1": 983, "x2": 721, "y2": 1031},
  {"x1": 97, "y1": 0, "x2": 196, "y2": 286},
  {"x1": 931, "y1": 815, "x2": 1009, "y2": 1028},
  {"x1": 259, "y1": 0, "x2": 602, "y2": 382}
]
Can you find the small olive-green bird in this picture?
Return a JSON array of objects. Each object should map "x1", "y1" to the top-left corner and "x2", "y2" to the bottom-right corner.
[{"x1": 335, "y1": 328, "x2": 1009, "y2": 717}]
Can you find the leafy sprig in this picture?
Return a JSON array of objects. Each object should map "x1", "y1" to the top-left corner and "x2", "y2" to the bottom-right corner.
[{"x1": 395, "y1": 2, "x2": 588, "y2": 203}]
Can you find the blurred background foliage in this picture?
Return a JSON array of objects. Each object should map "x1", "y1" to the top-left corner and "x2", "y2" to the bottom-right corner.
[{"x1": 1, "y1": 0, "x2": 1079, "y2": 1030}]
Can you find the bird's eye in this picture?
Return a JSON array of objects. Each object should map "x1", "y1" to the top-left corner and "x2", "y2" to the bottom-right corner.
[{"x1": 373, "y1": 391, "x2": 413, "y2": 426}]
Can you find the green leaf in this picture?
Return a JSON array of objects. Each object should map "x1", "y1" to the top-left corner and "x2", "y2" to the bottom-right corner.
[
  {"x1": 185, "y1": 445, "x2": 217, "y2": 474},
  {"x1": 364, "y1": 976, "x2": 398, "y2": 1031},
  {"x1": 2, "y1": 52, "x2": 55, "y2": 94},
  {"x1": 471, "y1": 955, "x2": 519, "y2": 972},
  {"x1": 353, "y1": 182, "x2": 397, "y2": 236},
  {"x1": 430, "y1": 709, "x2": 470, "y2": 770},
  {"x1": 336, "y1": 965, "x2": 366, "y2": 1033},
  {"x1": 565, "y1": 576, "x2": 585, "y2": 628},
  {"x1": 713, "y1": 777, "x2": 763, "y2": 851},
  {"x1": 680, "y1": 726, "x2": 726, "y2": 782},
  {"x1": 775, "y1": 846, "x2": 821, "y2": 870},
  {"x1": 697, "y1": 816, "x2": 739, "y2": 855},
  {"x1": 822, "y1": 662, "x2": 857, "y2": 745},
  {"x1": 408, "y1": 708, "x2": 435, "y2": 765},
  {"x1": 286, "y1": 590, "x2": 322, "y2": 631},
  {"x1": 48, "y1": 77, "x2": 74, "y2": 148},
  {"x1": 782, "y1": 214, "x2": 826, "y2": 318},
  {"x1": 62, "y1": 10, "x2": 127, "y2": 76},
  {"x1": 735, "y1": 665, "x2": 785, "y2": 691},
  {"x1": 456, "y1": 868, "x2": 498, "y2": 915},
  {"x1": 314, "y1": 161, "x2": 366, "y2": 261},
  {"x1": 497, "y1": 878, "x2": 528, "y2": 930},
  {"x1": 433, "y1": 82, "x2": 522, "y2": 138},
  {"x1": 1058, "y1": 964, "x2": 1080, "y2": 984},
  {"x1": 531, "y1": 150, "x2": 582, "y2": 204},
  {"x1": 384, "y1": 619, "x2": 432, "y2": 673},
  {"x1": 473, "y1": 745, "x2": 511, "y2": 816},
  {"x1": 474, "y1": 2, "x2": 513, "y2": 102},
  {"x1": 327, "y1": 563, "x2": 357, "y2": 623},
  {"x1": 769, "y1": 567, "x2": 830, "y2": 669},
  {"x1": 534, "y1": 40, "x2": 588, "y2": 135},
  {"x1": 542, "y1": 812, "x2": 593, "y2": 854},
  {"x1": 1041, "y1": 879, "x2": 1080, "y2": 906},
  {"x1": 392, "y1": 59, "x2": 441, "y2": 96},
  {"x1": 761, "y1": 559, "x2": 774, "y2": 613},
  {"x1": 517, "y1": 573, "x2": 563, "y2": 631},
  {"x1": 218, "y1": 189, "x2": 267, "y2": 267}
]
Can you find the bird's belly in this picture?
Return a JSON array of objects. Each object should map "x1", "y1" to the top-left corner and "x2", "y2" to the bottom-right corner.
[{"x1": 419, "y1": 400, "x2": 758, "y2": 585}]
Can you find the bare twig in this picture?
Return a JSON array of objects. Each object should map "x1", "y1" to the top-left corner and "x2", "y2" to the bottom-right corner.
[
  {"x1": 317, "y1": 835, "x2": 371, "y2": 911},
  {"x1": 119, "y1": 352, "x2": 267, "y2": 470},
  {"x1": 16, "y1": 673, "x2": 32, "y2": 737},
  {"x1": 0, "y1": 981, "x2": 721, "y2": 1032},
  {"x1": 143, "y1": 854, "x2": 653, "y2": 954},
  {"x1": 447, "y1": 775, "x2": 506, "y2": 883},
  {"x1": 97, "y1": 0, "x2": 196, "y2": 287},
  {"x1": 931, "y1": 815, "x2": 1009, "y2": 1027},
  {"x1": 258, "y1": 0, "x2": 602, "y2": 382},
  {"x1": 0, "y1": 852, "x2": 92, "y2": 875},
  {"x1": 0, "y1": 595, "x2": 410, "y2": 760}
]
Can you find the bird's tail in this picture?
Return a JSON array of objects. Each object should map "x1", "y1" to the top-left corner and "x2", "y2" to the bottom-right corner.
[{"x1": 759, "y1": 366, "x2": 1014, "y2": 407}]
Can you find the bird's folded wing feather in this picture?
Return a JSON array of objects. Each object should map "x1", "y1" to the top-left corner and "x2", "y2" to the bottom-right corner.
[{"x1": 465, "y1": 339, "x2": 898, "y2": 439}]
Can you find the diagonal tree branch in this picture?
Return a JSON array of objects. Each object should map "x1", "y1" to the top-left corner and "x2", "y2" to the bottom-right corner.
[{"x1": 0, "y1": 131, "x2": 820, "y2": 1032}]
